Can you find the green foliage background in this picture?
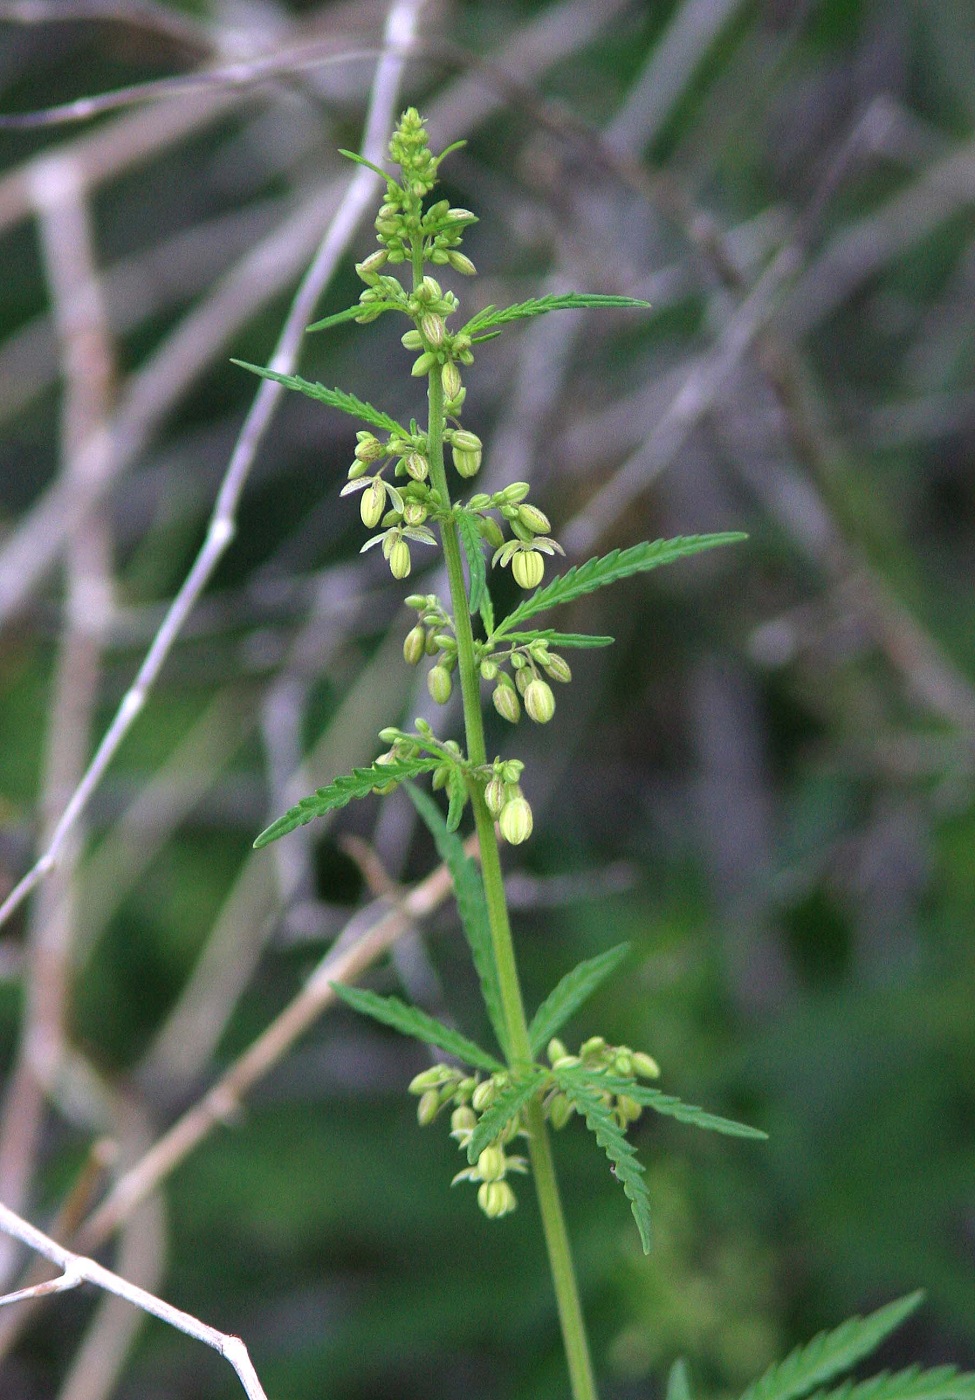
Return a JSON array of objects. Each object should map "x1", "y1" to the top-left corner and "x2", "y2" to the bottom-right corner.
[{"x1": 0, "y1": 1, "x2": 973, "y2": 1397}]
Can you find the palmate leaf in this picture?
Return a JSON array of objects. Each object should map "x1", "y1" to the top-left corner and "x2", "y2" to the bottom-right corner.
[
  {"x1": 465, "y1": 1068, "x2": 547, "y2": 1163},
  {"x1": 589, "y1": 1074, "x2": 768, "y2": 1140},
  {"x1": 498, "y1": 630, "x2": 615, "y2": 649},
  {"x1": 306, "y1": 303, "x2": 399, "y2": 333},
  {"x1": 230, "y1": 360, "x2": 407, "y2": 437},
  {"x1": 809, "y1": 1366, "x2": 975, "y2": 1400},
  {"x1": 738, "y1": 1294, "x2": 925, "y2": 1400},
  {"x1": 556, "y1": 1067, "x2": 652, "y2": 1253},
  {"x1": 497, "y1": 534, "x2": 748, "y2": 636},
  {"x1": 330, "y1": 983, "x2": 503, "y2": 1072},
  {"x1": 462, "y1": 293, "x2": 651, "y2": 340},
  {"x1": 528, "y1": 943, "x2": 631, "y2": 1057},
  {"x1": 253, "y1": 756, "x2": 440, "y2": 848},
  {"x1": 456, "y1": 508, "x2": 487, "y2": 614},
  {"x1": 405, "y1": 784, "x2": 508, "y2": 1058}
]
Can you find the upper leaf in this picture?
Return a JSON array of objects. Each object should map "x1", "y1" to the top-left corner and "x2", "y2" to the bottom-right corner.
[
  {"x1": 405, "y1": 784, "x2": 508, "y2": 1058},
  {"x1": 586, "y1": 1074, "x2": 768, "y2": 1140},
  {"x1": 306, "y1": 304, "x2": 399, "y2": 333},
  {"x1": 738, "y1": 1294, "x2": 925, "y2": 1400},
  {"x1": 465, "y1": 1069, "x2": 547, "y2": 1163},
  {"x1": 556, "y1": 1067, "x2": 652, "y2": 1253},
  {"x1": 497, "y1": 534, "x2": 748, "y2": 636},
  {"x1": 807, "y1": 1366, "x2": 975, "y2": 1400},
  {"x1": 331, "y1": 983, "x2": 503, "y2": 1072},
  {"x1": 462, "y1": 294, "x2": 651, "y2": 340},
  {"x1": 231, "y1": 360, "x2": 407, "y2": 437},
  {"x1": 456, "y1": 508, "x2": 487, "y2": 615},
  {"x1": 528, "y1": 943, "x2": 631, "y2": 1057},
  {"x1": 254, "y1": 756, "x2": 441, "y2": 848},
  {"x1": 497, "y1": 630, "x2": 615, "y2": 649}
]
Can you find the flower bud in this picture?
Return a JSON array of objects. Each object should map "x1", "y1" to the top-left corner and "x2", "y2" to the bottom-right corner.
[
  {"x1": 632, "y1": 1051, "x2": 661, "y2": 1080},
  {"x1": 547, "y1": 1038, "x2": 568, "y2": 1064},
  {"x1": 492, "y1": 683, "x2": 521, "y2": 724},
  {"x1": 467, "y1": 492, "x2": 491, "y2": 510},
  {"x1": 417, "y1": 1089, "x2": 441, "y2": 1125},
  {"x1": 360, "y1": 479, "x2": 386, "y2": 529},
  {"x1": 542, "y1": 654, "x2": 572, "y2": 684},
  {"x1": 411, "y1": 351, "x2": 437, "y2": 377},
  {"x1": 447, "y1": 250, "x2": 477, "y2": 276},
  {"x1": 355, "y1": 249, "x2": 388, "y2": 281},
  {"x1": 515, "y1": 666, "x2": 531, "y2": 696},
  {"x1": 388, "y1": 539, "x2": 411, "y2": 579},
  {"x1": 613, "y1": 1048, "x2": 634, "y2": 1077},
  {"x1": 354, "y1": 433, "x2": 384, "y2": 462},
  {"x1": 441, "y1": 362, "x2": 462, "y2": 399},
  {"x1": 402, "y1": 500, "x2": 427, "y2": 526},
  {"x1": 478, "y1": 516, "x2": 505, "y2": 549},
  {"x1": 525, "y1": 679, "x2": 555, "y2": 724},
  {"x1": 450, "y1": 1105, "x2": 477, "y2": 1137},
  {"x1": 471, "y1": 1079, "x2": 496, "y2": 1112},
  {"x1": 484, "y1": 776, "x2": 506, "y2": 817},
  {"x1": 419, "y1": 275, "x2": 442, "y2": 301},
  {"x1": 499, "y1": 794, "x2": 533, "y2": 845},
  {"x1": 502, "y1": 482, "x2": 531, "y2": 504},
  {"x1": 616, "y1": 1094, "x2": 642, "y2": 1125},
  {"x1": 518, "y1": 503, "x2": 551, "y2": 534},
  {"x1": 477, "y1": 1179, "x2": 517, "y2": 1218},
  {"x1": 420, "y1": 312, "x2": 445, "y2": 347},
  {"x1": 403, "y1": 624, "x2": 426, "y2": 665},
  {"x1": 401, "y1": 328, "x2": 423, "y2": 349},
  {"x1": 405, "y1": 593, "x2": 427, "y2": 609},
  {"x1": 409, "y1": 1065, "x2": 454, "y2": 1094},
  {"x1": 479, "y1": 659, "x2": 498, "y2": 681},
  {"x1": 580, "y1": 1036, "x2": 607, "y2": 1060},
  {"x1": 347, "y1": 458, "x2": 370, "y2": 480},
  {"x1": 453, "y1": 449, "x2": 480, "y2": 479},
  {"x1": 405, "y1": 451, "x2": 429, "y2": 481},
  {"x1": 548, "y1": 1094, "x2": 573, "y2": 1130},
  {"x1": 476, "y1": 1146, "x2": 506, "y2": 1183},
  {"x1": 511, "y1": 550, "x2": 544, "y2": 590},
  {"x1": 428, "y1": 665, "x2": 452, "y2": 704}
]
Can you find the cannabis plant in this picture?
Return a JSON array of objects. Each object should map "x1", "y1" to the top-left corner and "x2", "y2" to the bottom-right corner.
[{"x1": 236, "y1": 111, "x2": 973, "y2": 1400}]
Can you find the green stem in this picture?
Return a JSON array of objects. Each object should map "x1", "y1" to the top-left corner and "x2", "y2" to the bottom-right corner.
[{"x1": 425, "y1": 363, "x2": 599, "y2": 1400}]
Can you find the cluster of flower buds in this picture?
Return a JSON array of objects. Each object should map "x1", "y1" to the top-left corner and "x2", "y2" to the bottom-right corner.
[
  {"x1": 341, "y1": 430, "x2": 447, "y2": 579},
  {"x1": 481, "y1": 640, "x2": 568, "y2": 728},
  {"x1": 462, "y1": 482, "x2": 565, "y2": 590},
  {"x1": 482, "y1": 758, "x2": 533, "y2": 845},
  {"x1": 397, "y1": 274, "x2": 473, "y2": 415},
  {"x1": 543, "y1": 1037, "x2": 662, "y2": 1132},
  {"x1": 408, "y1": 1064, "x2": 529, "y2": 1219}
]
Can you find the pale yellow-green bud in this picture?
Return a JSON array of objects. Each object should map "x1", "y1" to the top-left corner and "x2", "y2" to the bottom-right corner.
[
  {"x1": 419, "y1": 275, "x2": 442, "y2": 301},
  {"x1": 632, "y1": 1051, "x2": 661, "y2": 1080},
  {"x1": 403, "y1": 625, "x2": 426, "y2": 665},
  {"x1": 515, "y1": 666, "x2": 531, "y2": 696},
  {"x1": 441, "y1": 362, "x2": 462, "y2": 400},
  {"x1": 499, "y1": 794, "x2": 533, "y2": 845},
  {"x1": 356, "y1": 249, "x2": 388, "y2": 281},
  {"x1": 477, "y1": 1179, "x2": 516, "y2": 1218},
  {"x1": 550, "y1": 1053, "x2": 581, "y2": 1071},
  {"x1": 453, "y1": 449, "x2": 480, "y2": 479},
  {"x1": 420, "y1": 312, "x2": 445, "y2": 347},
  {"x1": 542, "y1": 654, "x2": 572, "y2": 684},
  {"x1": 402, "y1": 500, "x2": 427, "y2": 526},
  {"x1": 476, "y1": 1146, "x2": 506, "y2": 1182},
  {"x1": 411, "y1": 351, "x2": 437, "y2": 377},
  {"x1": 547, "y1": 1038, "x2": 568, "y2": 1064},
  {"x1": 405, "y1": 451, "x2": 429, "y2": 481},
  {"x1": 428, "y1": 665, "x2": 452, "y2": 704},
  {"x1": 431, "y1": 762, "x2": 450, "y2": 790},
  {"x1": 479, "y1": 516, "x2": 505, "y2": 549},
  {"x1": 484, "y1": 776, "x2": 506, "y2": 817},
  {"x1": 479, "y1": 659, "x2": 498, "y2": 681},
  {"x1": 408, "y1": 1065, "x2": 454, "y2": 1094},
  {"x1": 447, "y1": 250, "x2": 477, "y2": 276},
  {"x1": 347, "y1": 459, "x2": 370, "y2": 480},
  {"x1": 492, "y1": 683, "x2": 520, "y2": 724},
  {"x1": 613, "y1": 1048, "x2": 634, "y2": 1077},
  {"x1": 417, "y1": 1089, "x2": 441, "y2": 1125},
  {"x1": 617, "y1": 1094, "x2": 642, "y2": 1124},
  {"x1": 548, "y1": 1094, "x2": 573, "y2": 1130},
  {"x1": 452, "y1": 430, "x2": 482, "y2": 454},
  {"x1": 511, "y1": 549, "x2": 544, "y2": 590},
  {"x1": 471, "y1": 1078, "x2": 496, "y2": 1112},
  {"x1": 450, "y1": 1105, "x2": 477, "y2": 1136},
  {"x1": 517, "y1": 503, "x2": 551, "y2": 534},
  {"x1": 388, "y1": 539, "x2": 411, "y2": 579},
  {"x1": 502, "y1": 482, "x2": 531, "y2": 504},
  {"x1": 401, "y1": 328, "x2": 423, "y2": 350},
  {"x1": 354, "y1": 433, "x2": 384, "y2": 462},
  {"x1": 360, "y1": 480, "x2": 386, "y2": 529},
  {"x1": 580, "y1": 1036, "x2": 607, "y2": 1060}
]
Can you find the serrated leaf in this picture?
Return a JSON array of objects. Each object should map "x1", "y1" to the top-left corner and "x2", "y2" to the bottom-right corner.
[
  {"x1": 497, "y1": 534, "x2": 748, "y2": 636},
  {"x1": 589, "y1": 1074, "x2": 768, "y2": 1140},
  {"x1": 466, "y1": 1069, "x2": 547, "y2": 1162},
  {"x1": 738, "y1": 1294, "x2": 925, "y2": 1400},
  {"x1": 306, "y1": 304, "x2": 372, "y2": 334},
  {"x1": 463, "y1": 293, "x2": 651, "y2": 339},
  {"x1": 330, "y1": 983, "x2": 503, "y2": 1072},
  {"x1": 479, "y1": 588, "x2": 495, "y2": 636},
  {"x1": 528, "y1": 943, "x2": 631, "y2": 1056},
  {"x1": 668, "y1": 1360, "x2": 693, "y2": 1400},
  {"x1": 253, "y1": 756, "x2": 440, "y2": 848},
  {"x1": 456, "y1": 509, "x2": 487, "y2": 614},
  {"x1": 446, "y1": 766, "x2": 467, "y2": 833},
  {"x1": 337, "y1": 148, "x2": 399, "y2": 184},
  {"x1": 497, "y1": 630, "x2": 615, "y2": 649},
  {"x1": 556, "y1": 1068, "x2": 652, "y2": 1252},
  {"x1": 809, "y1": 1366, "x2": 975, "y2": 1400},
  {"x1": 231, "y1": 360, "x2": 407, "y2": 437},
  {"x1": 405, "y1": 784, "x2": 508, "y2": 1058}
]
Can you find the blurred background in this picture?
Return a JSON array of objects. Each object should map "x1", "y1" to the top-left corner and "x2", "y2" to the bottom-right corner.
[{"x1": 0, "y1": 0, "x2": 973, "y2": 1396}]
